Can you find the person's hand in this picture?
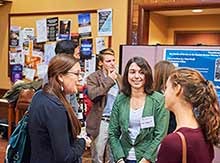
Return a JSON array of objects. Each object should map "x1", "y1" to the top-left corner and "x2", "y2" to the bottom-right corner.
[
  {"x1": 139, "y1": 158, "x2": 150, "y2": 163},
  {"x1": 108, "y1": 69, "x2": 117, "y2": 81},
  {"x1": 82, "y1": 135, "x2": 92, "y2": 148}
]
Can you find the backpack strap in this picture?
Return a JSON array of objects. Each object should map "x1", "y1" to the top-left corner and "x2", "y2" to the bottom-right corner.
[{"x1": 176, "y1": 131, "x2": 187, "y2": 163}]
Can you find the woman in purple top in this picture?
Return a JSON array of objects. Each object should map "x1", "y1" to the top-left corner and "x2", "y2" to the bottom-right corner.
[{"x1": 156, "y1": 68, "x2": 220, "y2": 163}]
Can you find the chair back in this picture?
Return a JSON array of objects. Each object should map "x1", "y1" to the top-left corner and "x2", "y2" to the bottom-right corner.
[{"x1": 15, "y1": 89, "x2": 35, "y2": 124}]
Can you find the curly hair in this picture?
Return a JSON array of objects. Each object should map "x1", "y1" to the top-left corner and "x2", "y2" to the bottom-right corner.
[{"x1": 169, "y1": 68, "x2": 220, "y2": 146}]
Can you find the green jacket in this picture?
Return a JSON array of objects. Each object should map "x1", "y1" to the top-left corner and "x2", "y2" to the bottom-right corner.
[{"x1": 108, "y1": 92, "x2": 169, "y2": 163}]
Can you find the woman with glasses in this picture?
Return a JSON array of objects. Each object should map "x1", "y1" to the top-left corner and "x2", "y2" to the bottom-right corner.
[
  {"x1": 109, "y1": 57, "x2": 169, "y2": 163},
  {"x1": 28, "y1": 54, "x2": 91, "y2": 163}
]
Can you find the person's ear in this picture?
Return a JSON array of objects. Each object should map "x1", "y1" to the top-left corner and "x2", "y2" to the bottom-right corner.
[
  {"x1": 175, "y1": 84, "x2": 182, "y2": 96},
  {"x1": 98, "y1": 61, "x2": 103, "y2": 67},
  {"x1": 58, "y1": 74, "x2": 64, "y2": 83}
]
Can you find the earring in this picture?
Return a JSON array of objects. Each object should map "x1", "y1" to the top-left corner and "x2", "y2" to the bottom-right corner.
[{"x1": 61, "y1": 85, "x2": 64, "y2": 91}]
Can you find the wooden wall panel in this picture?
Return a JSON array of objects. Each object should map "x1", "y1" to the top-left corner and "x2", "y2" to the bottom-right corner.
[{"x1": 175, "y1": 31, "x2": 220, "y2": 45}]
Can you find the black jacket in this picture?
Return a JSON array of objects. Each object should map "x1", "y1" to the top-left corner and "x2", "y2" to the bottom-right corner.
[{"x1": 28, "y1": 90, "x2": 85, "y2": 163}]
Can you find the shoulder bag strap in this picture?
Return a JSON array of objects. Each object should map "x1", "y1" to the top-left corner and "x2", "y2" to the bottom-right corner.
[{"x1": 176, "y1": 131, "x2": 187, "y2": 163}]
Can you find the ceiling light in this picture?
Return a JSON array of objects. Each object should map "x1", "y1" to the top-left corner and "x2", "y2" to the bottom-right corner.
[{"x1": 192, "y1": 9, "x2": 203, "y2": 13}]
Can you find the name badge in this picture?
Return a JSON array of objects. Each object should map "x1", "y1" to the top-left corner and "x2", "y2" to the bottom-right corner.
[{"x1": 140, "y1": 116, "x2": 155, "y2": 129}]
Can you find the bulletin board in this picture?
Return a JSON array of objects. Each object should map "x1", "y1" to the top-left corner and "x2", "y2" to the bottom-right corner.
[{"x1": 8, "y1": 9, "x2": 112, "y2": 82}]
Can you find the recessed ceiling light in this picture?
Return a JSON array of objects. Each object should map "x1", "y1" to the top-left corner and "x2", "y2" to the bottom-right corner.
[{"x1": 192, "y1": 9, "x2": 203, "y2": 13}]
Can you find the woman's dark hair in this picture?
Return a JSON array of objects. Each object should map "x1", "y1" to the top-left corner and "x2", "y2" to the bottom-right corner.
[
  {"x1": 153, "y1": 60, "x2": 175, "y2": 92},
  {"x1": 43, "y1": 54, "x2": 81, "y2": 138},
  {"x1": 122, "y1": 57, "x2": 153, "y2": 96},
  {"x1": 55, "y1": 40, "x2": 78, "y2": 55},
  {"x1": 169, "y1": 68, "x2": 220, "y2": 146}
]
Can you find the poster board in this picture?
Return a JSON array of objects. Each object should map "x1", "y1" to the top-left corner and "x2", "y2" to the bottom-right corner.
[{"x1": 119, "y1": 44, "x2": 220, "y2": 99}]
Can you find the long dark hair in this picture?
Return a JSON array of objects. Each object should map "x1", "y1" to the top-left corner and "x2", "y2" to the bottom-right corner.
[
  {"x1": 153, "y1": 60, "x2": 175, "y2": 92},
  {"x1": 43, "y1": 54, "x2": 81, "y2": 138},
  {"x1": 122, "y1": 57, "x2": 153, "y2": 96},
  {"x1": 169, "y1": 68, "x2": 220, "y2": 146}
]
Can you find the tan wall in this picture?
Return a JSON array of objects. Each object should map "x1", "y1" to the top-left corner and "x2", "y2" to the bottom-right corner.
[
  {"x1": 149, "y1": 14, "x2": 220, "y2": 44},
  {"x1": 167, "y1": 14, "x2": 220, "y2": 44},
  {"x1": 149, "y1": 13, "x2": 168, "y2": 45},
  {"x1": 0, "y1": 0, "x2": 128, "y2": 89}
]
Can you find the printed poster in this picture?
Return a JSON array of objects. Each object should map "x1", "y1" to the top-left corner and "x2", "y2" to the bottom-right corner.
[
  {"x1": 164, "y1": 48, "x2": 220, "y2": 99},
  {"x1": 78, "y1": 13, "x2": 91, "y2": 37},
  {"x1": 84, "y1": 54, "x2": 96, "y2": 77},
  {"x1": 9, "y1": 49, "x2": 24, "y2": 65},
  {"x1": 95, "y1": 37, "x2": 105, "y2": 54},
  {"x1": 59, "y1": 20, "x2": 71, "y2": 40},
  {"x1": 44, "y1": 43, "x2": 56, "y2": 64},
  {"x1": 24, "y1": 40, "x2": 42, "y2": 70},
  {"x1": 22, "y1": 28, "x2": 35, "y2": 40},
  {"x1": 47, "y1": 17, "x2": 58, "y2": 41},
  {"x1": 37, "y1": 63, "x2": 48, "y2": 79},
  {"x1": 36, "y1": 19, "x2": 47, "y2": 43},
  {"x1": 21, "y1": 28, "x2": 35, "y2": 52},
  {"x1": 11, "y1": 64, "x2": 23, "y2": 83},
  {"x1": 10, "y1": 26, "x2": 20, "y2": 47},
  {"x1": 80, "y1": 38, "x2": 93, "y2": 59},
  {"x1": 23, "y1": 67, "x2": 36, "y2": 81},
  {"x1": 97, "y1": 8, "x2": 112, "y2": 36}
]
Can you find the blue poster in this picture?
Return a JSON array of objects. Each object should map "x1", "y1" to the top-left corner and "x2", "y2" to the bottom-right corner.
[
  {"x1": 164, "y1": 49, "x2": 220, "y2": 98},
  {"x1": 80, "y1": 38, "x2": 93, "y2": 59},
  {"x1": 98, "y1": 8, "x2": 112, "y2": 36},
  {"x1": 78, "y1": 13, "x2": 91, "y2": 37}
]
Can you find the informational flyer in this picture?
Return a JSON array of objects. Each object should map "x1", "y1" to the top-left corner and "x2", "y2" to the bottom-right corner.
[
  {"x1": 36, "y1": 19, "x2": 47, "y2": 43},
  {"x1": 9, "y1": 50, "x2": 24, "y2": 65},
  {"x1": 24, "y1": 67, "x2": 36, "y2": 81},
  {"x1": 22, "y1": 28, "x2": 35, "y2": 40},
  {"x1": 59, "y1": 19, "x2": 71, "y2": 40},
  {"x1": 78, "y1": 13, "x2": 91, "y2": 37},
  {"x1": 47, "y1": 17, "x2": 58, "y2": 41},
  {"x1": 84, "y1": 54, "x2": 96, "y2": 77},
  {"x1": 97, "y1": 8, "x2": 112, "y2": 36},
  {"x1": 10, "y1": 26, "x2": 20, "y2": 47},
  {"x1": 21, "y1": 28, "x2": 35, "y2": 52},
  {"x1": 95, "y1": 37, "x2": 105, "y2": 54},
  {"x1": 11, "y1": 64, "x2": 23, "y2": 83},
  {"x1": 80, "y1": 38, "x2": 93, "y2": 59},
  {"x1": 164, "y1": 48, "x2": 220, "y2": 98},
  {"x1": 37, "y1": 63, "x2": 48, "y2": 79},
  {"x1": 44, "y1": 43, "x2": 56, "y2": 64}
]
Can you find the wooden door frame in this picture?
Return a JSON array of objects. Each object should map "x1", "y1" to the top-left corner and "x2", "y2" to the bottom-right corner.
[{"x1": 127, "y1": 0, "x2": 220, "y2": 45}]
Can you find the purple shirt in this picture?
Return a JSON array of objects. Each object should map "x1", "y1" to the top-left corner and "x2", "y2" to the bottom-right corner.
[{"x1": 156, "y1": 127, "x2": 214, "y2": 163}]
